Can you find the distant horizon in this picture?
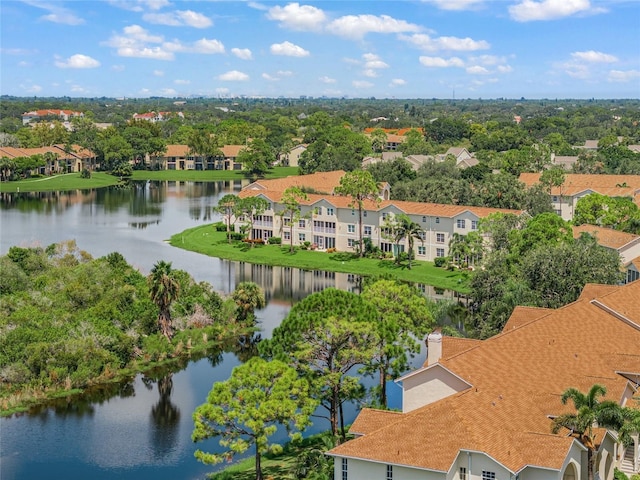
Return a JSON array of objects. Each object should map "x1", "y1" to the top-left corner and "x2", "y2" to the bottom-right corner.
[{"x1": 1, "y1": 1, "x2": 639, "y2": 100}]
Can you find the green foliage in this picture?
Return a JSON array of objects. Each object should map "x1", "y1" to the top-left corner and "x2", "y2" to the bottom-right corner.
[
  {"x1": 574, "y1": 193, "x2": 640, "y2": 233},
  {"x1": 615, "y1": 469, "x2": 629, "y2": 480},
  {"x1": 192, "y1": 357, "x2": 317, "y2": 480},
  {"x1": 231, "y1": 281, "x2": 266, "y2": 324}
]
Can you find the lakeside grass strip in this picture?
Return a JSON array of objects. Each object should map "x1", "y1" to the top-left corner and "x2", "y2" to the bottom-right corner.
[
  {"x1": 0, "y1": 167, "x2": 300, "y2": 193},
  {"x1": 170, "y1": 226, "x2": 470, "y2": 293}
]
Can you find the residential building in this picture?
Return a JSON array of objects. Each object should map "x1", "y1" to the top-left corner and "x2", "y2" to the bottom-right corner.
[
  {"x1": 328, "y1": 280, "x2": 640, "y2": 480},
  {"x1": 0, "y1": 144, "x2": 98, "y2": 174},
  {"x1": 235, "y1": 171, "x2": 518, "y2": 260},
  {"x1": 627, "y1": 256, "x2": 640, "y2": 284},
  {"x1": 21, "y1": 109, "x2": 83, "y2": 125},
  {"x1": 550, "y1": 154, "x2": 579, "y2": 170},
  {"x1": 280, "y1": 144, "x2": 307, "y2": 167},
  {"x1": 148, "y1": 144, "x2": 245, "y2": 170},
  {"x1": 362, "y1": 148, "x2": 478, "y2": 171},
  {"x1": 519, "y1": 173, "x2": 640, "y2": 221},
  {"x1": 572, "y1": 224, "x2": 640, "y2": 264},
  {"x1": 132, "y1": 111, "x2": 184, "y2": 122}
]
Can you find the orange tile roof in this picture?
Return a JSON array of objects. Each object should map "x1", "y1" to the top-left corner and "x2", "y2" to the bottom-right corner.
[
  {"x1": 502, "y1": 306, "x2": 553, "y2": 331},
  {"x1": 329, "y1": 281, "x2": 640, "y2": 472},
  {"x1": 221, "y1": 145, "x2": 245, "y2": 157},
  {"x1": 243, "y1": 170, "x2": 347, "y2": 195},
  {"x1": 519, "y1": 173, "x2": 640, "y2": 201},
  {"x1": 573, "y1": 225, "x2": 640, "y2": 249},
  {"x1": 349, "y1": 408, "x2": 404, "y2": 436},
  {"x1": 164, "y1": 144, "x2": 190, "y2": 157}
]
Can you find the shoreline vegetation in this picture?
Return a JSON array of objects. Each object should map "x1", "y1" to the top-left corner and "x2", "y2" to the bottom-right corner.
[
  {"x1": 0, "y1": 167, "x2": 300, "y2": 193},
  {"x1": 170, "y1": 226, "x2": 470, "y2": 293}
]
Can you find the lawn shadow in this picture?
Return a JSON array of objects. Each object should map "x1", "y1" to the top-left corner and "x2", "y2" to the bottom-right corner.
[
  {"x1": 376, "y1": 259, "x2": 410, "y2": 271},
  {"x1": 328, "y1": 252, "x2": 359, "y2": 262}
]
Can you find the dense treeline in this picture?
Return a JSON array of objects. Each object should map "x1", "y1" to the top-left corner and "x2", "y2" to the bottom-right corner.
[{"x1": 0, "y1": 240, "x2": 261, "y2": 410}]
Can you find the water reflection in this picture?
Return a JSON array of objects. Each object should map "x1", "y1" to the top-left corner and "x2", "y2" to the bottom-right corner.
[{"x1": 146, "y1": 373, "x2": 181, "y2": 461}]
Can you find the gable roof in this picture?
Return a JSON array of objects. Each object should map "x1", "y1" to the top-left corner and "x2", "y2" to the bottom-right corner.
[
  {"x1": 519, "y1": 173, "x2": 640, "y2": 203},
  {"x1": 573, "y1": 224, "x2": 640, "y2": 250},
  {"x1": 242, "y1": 170, "x2": 346, "y2": 195},
  {"x1": 329, "y1": 280, "x2": 640, "y2": 473}
]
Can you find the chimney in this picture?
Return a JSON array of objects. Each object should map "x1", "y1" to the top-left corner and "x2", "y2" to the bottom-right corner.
[{"x1": 426, "y1": 329, "x2": 443, "y2": 366}]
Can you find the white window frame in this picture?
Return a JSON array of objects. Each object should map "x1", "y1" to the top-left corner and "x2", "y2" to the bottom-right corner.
[{"x1": 348, "y1": 224, "x2": 356, "y2": 234}]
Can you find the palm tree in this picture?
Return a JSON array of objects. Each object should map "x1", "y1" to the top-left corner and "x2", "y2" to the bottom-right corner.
[
  {"x1": 231, "y1": 281, "x2": 266, "y2": 325},
  {"x1": 396, "y1": 214, "x2": 424, "y2": 269},
  {"x1": 147, "y1": 260, "x2": 180, "y2": 341},
  {"x1": 551, "y1": 384, "x2": 624, "y2": 480}
]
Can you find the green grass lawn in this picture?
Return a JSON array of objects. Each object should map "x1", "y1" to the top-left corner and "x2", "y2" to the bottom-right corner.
[
  {"x1": 0, "y1": 167, "x2": 299, "y2": 193},
  {"x1": 0, "y1": 172, "x2": 121, "y2": 193},
  {"x1": 170, "y1": 226, "x2": 470, "y2": 293}
]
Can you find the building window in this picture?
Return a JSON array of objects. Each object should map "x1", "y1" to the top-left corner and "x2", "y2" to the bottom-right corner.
[
  {"x1": 351, "y1": 209, "x2": 355, "y2": 215},
  {"x1": 435, "y1": 217, "x2": 440, "y2": 224},
  {"x1": 327, "y1": 207, "x2": 334, "y2": 216},
  {"x1": 283, "y1": 218, "x2": 291, "y2": 226},
  {"x1": 348, "y1": 224, "x2": 356, "y2": 234},
  {"x1": 482, "y1": 471, "x2": 496, "y2": 480},
  {"x1": 436, "y1": 248, "x2": 445, "y2": 258},
  {"x1": 418, "y1": 246, "x2": 426, "y2": 256},
  {"x1": 554, "y1": 209, "x2": 562, "y2": 216},
  {"x1": 471, "y1": 220, "x2": 478, "y2": 230},
  {"x1": 284, "y1": 231, "x2": 291, "y2": 240},
  {"x1": 299, "y1": 233, "x2": 306, "y2": 242},
  {"x1": 422, "y1": 216, "x2": 427, "y2": 223},
  {"x1": 299, "y1": 219, "x2": 306, "y2": 228},
  {"x1": 364, "y1": 226, "x2": 372, "y2": 236},
  {"x1": 314, "y1": 206, "x2": 322, "y2": 215},
  {"x1": 457, "y1": 219, "x2": 466, "y2": 229},
  {"x1": 342, "y1": 458, "x2": 348, "y2": 480},
  {"x1": 460, "y1": 467, "x2": 467, "y2": 480},
  {"x1": 628, "y1": 269, "x2": 640, "y2": 283},
  {"x1": 552, "y1": 195, "x2": 558, "y2": 202},
  {"x1": 363, "y1": 210, "x2": 367, "y2": 217},
  {"x1": 382, "y1": 212, "x2": 389, "y2": 221},
  {"x1": 386, "y1": 465, "x2": 393, "y2": 480},
  {"x1": 348, "y1": 238, "x2": 356, "y2": 247},
  {"x1": 436, "y1": 233, "x2": 445, "y2": 243}
]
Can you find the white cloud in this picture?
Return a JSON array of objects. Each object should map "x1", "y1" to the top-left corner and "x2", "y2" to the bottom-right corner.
[
  {"x1": 21, "y1": 83, "x2": 42, "y2": 93},
  {"x1": 422, "y1": 0, "x2": 485, "y2": 10},
  {"x1": 390, "y1": 78, "x2": 406, "y2": 86},
  {"x1": 571, "y1": 50, "x2": 618, "y2": 63},
  {"x1": 363, "y1": 53, "x2": 389, "y2": 70},
  {"x1": 22, "y1": 1, "x2": 85, "y2": 25},
  {"x1": 107, "y1": 0, "x2": 170, "y2": 12},
  {"x1": 174, "y1": 79, "x2": 190, "y2": 85},
  {"x1": 419, "y1": 56, "x2": 464, "y2": 67},
  {"x1": 497, "y1": 65, "x2": 513, "y2": 73},
  {"x1": 143, "y1": 10, "x2": 213, "y2": 28},
  {"x1": 218, "y1": 70, "x2": 249, "y2": 81},
  {"x1": 319, "y1": 76, "x2": 336, "y2": 84},
  {"x1": 607, "y1": 70, "x2": 640, "y2": 83},
  {"x1": 509, "y1": 0, "x2": 605, "y2": 22},
  {"x1": 400, "y1": 33, "x2": 490, "y2": 52},
  {"x1": 267, "y1": 3, "x2": 327, "y2": 32},
  {"x1": 277, "y1": 70, "x2": 293, "y2": 77},
  {"x1": 215, "y1": 87, "x2": 230, "y2": 95},
  {"x1": 112, "y1": 64, "x2": 125, "y2": 71},
  {"x1": 54, "y1": 54, "x2": 101, "y2": 69},
  {"x1": 270, "y1": 41, "x2": 310, "y2": 57},
  {"x1": 232, "y1": 48, "x2": 253, "y2": 60},
  {"x1": 353, "y1": 80, "x2": 374, "y2": 88},
  {"x1": 70, "y1": 84, "x2": 89, "y2": 93},
  {"x1": 327, "y1": 14, "x2": 421, "y2": 40},
  {"x1": 262, "y1": 73, "x2": 278, "y2": 81},
  {"x1": 363, "y1": 69, "x2": 379, "y2": 78},
  {"x1": 153, "y1": 70, "x2": 164, "y2": 76},
  {"x1": 117, "y1": 46, "x2": 174, "y2": 60},
  {"x1": 159, "y1": 88, "x2": 177, "y2": 95},
  {"x1": 192, "y1": 39, "x2": 225, "y2": 54},
  {"x1": 466, "y1": 65, "x2": 490, "y2": 74}
]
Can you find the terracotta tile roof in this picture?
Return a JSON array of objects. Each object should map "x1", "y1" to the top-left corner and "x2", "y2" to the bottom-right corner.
[
  {"x1": 164, "y1": 144, "x2": 190, "y2": 157},
  {"x1": 330, "y1": 281, "x2": 640, "y2": 472},
  {"x1": 0, "y1": 144, "x2": 94, "y2": 159},
  {"x1": 519, "y1": 173, "x2": 640, "y2": 202},
  {"x1": 243, "y1": 170, "x2": 346, "y2": 195},
  {"x1": 573, "y1": 224, "x2": 640, "y2": 250},
  {"x1": 631, "y1": 256, "x2": 640, "y2": 270},
  {"x1": 439, "y1": 336, "x2": 483, "y2": 359},
  {"x1": 221, "y1": 145, "x2": 245, "y2": 157}
]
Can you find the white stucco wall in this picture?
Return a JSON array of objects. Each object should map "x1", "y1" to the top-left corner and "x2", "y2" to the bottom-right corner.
[
  {"x1": 334, "y1": 458, "x2": 445, "y2": 480},
  {"x1": 401, "y1": 366, "x2": 470, "y2": 412}
]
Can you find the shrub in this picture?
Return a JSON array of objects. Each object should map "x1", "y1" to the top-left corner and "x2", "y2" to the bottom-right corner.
[
  {"x1": 214, "y1": 222, "x2": 227, "y2": 232},
  {"x1": 300, "y1": 241, "x2": 311, "y2": 250},
  {"x1": 434, "y1": 257, "x2": 447, "y2": 267},
  {"x1": 80, "y1": 168, "x2": 91, "y2": 179},
  {"x1": 268, "y1": 237, "x2": 281, "y2": 245},
  {"x1": 230, "y1": 232, "x2": 244, "y2": 241},
  {"x1": 614, "y1": 469, "x2": 629, "y2": 480}
]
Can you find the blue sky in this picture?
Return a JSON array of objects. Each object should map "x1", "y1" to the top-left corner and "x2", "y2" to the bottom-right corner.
[{"x1": 1, "y1": 0, "x2": 639, "y2": 99}]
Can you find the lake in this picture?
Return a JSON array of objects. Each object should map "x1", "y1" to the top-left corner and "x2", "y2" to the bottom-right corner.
[{"x1": 0, "y1": 180, "x2": 429, "y2": 479}]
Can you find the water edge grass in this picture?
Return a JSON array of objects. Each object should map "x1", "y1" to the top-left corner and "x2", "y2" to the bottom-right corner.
[{"x1": 170, "y1": 226, "x2": 470, "y2": 293}]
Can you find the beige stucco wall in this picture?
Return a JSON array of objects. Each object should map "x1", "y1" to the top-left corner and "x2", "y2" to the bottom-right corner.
[
  {"x1": 401, "y1": 366, "x2": 470, "y2": 413},
  {"x1": 334, "y1": 458, "x2": 445, "y2": 480}
]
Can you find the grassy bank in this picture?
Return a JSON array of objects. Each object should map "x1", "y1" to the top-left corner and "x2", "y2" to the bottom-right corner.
[
  {"x1": 0, "y1": 167, "x2": 299, "y2": 193},
  {"x1": 0, "y1": 172, "x2": 121, "y2": 193},
  {"x1": 170, "y1": 226, "x2": 470, "y2": 293}
]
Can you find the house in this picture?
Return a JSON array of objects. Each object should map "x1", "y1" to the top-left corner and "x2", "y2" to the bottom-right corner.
[
  {"x1": 363, "y1": 128, "x2": 426, "y2": 151},
  {"x1": 132, "y1": 111, "x2": 184, "y2": 122},
  {"x1": 235, "y1": 171, "x2": 518, "y2": 259},
  {"x1": 21, "y1": 109, "x2": 83, "y2": 125},
  {"x1": 550, "y1": 154, "x2": 579, "y2": 170},
  {"x1": 0, "y1": 144, "x2": 98, "y2": 174},
  {"x1": 627, "y1": 256, "x2": 640, "y2": 284},
  {"x1": 281, "y1": 144, "x2": 307, "y2": 168},
  {"x1": 148, "y1": 144, "x2": 245, "y2": 170},
  {"x1": 327, "y1": 280, "x2": 640, "y2": 480},
  {"x1": 572, "y1": 224, "x2": 640, "y2": 265},
  {"x1": 519, "y1": 173, "x2": 640, "y2": 221}
]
